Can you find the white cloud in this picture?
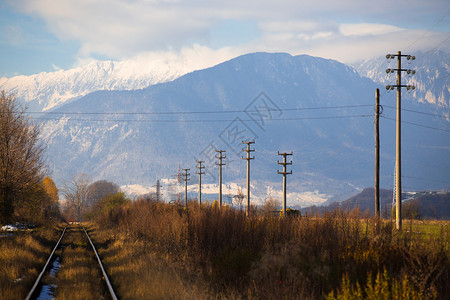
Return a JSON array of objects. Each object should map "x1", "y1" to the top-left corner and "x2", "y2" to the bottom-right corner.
[
  {"x1": 51, "y1": 63, "x2": 62, "y2": 71},
  {"x1": 340, "y1": 23, "x2": 403, "y2": 37},
  {"x1": 7, "y1": 0, "x2": 450, "y2": 65}
]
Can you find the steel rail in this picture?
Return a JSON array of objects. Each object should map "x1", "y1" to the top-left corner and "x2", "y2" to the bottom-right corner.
[
  {"x1": 25, "y1": 227, "x2": 67, "y2": 300},
  {"x1": 83, "y1": 227, "x2": 118, "y2": 300}
]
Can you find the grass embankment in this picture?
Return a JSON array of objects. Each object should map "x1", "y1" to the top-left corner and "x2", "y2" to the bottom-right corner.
[
  {"x1": 92, "y1": 201, "x2": 449, "y2": 299},
  {"x1": 0, "y1": 225, "x2": 61, "y2": 300}
]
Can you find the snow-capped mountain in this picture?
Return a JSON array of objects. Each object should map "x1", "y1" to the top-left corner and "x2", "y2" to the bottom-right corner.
[
  {"x1": 0, "y1": 57, "x2": 194, "y2": 112},
  {"x1": 36, "y1": 52, "x2": 449, "y2": 207},
  {"x1": 353, "y1": 50, "x2": 450, "y2": 109}
]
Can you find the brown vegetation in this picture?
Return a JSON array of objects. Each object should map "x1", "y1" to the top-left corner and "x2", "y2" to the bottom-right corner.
[
  {"x1": 0, "y1": 91, "x2": 50, "y2": 224},
  {"x1": 0, "y1": 226, "x2": 60, "y2": 300},
  {"x1": 91, "y1": 201, "x2": 449, "y2": 299}
]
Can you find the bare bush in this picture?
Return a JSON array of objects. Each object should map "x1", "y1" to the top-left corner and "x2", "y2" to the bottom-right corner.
[{"x1": 62, "y1": 173, "x2": 91, "y2": 221}]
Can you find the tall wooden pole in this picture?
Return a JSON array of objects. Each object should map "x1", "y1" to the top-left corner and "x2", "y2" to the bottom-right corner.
[
  {"x1": 385, "y1": 51, "x2": 415, "y2": 230},
  {"x1": 395, "y1": 51, "x2": 402, "y2": 230},
  {"x1": 215, "y1": 150, "x2": 226, "y2": 207},
  {"x1": 375, "y1": 88, "x2": 380, "y2": 217},
  {"x1": 277, "y1": 152, "x2": 293, "y2": 217},
  {"x1": 196, "y1": 161, "x2": 205, "y2": 205},
  {"x1": 182, "y1": 168, "x2": 190, "y2": 207},
  {"x1": 242, "y1": 141, "x2": 255, "y2": 216}
]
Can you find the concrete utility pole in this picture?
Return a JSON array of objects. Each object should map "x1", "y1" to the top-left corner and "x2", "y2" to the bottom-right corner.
[
  {"x1": 215, "y1": 150, "x2": 226, "y2": 207},
  {"x1": 182, "y1": 168, "x2": 190, "y2": 207},
  {"x1": 242, "y1": 141, "x2": 255, "y2": 216},
  {"x1": 196, "y1": 160, "x2": 205, "y2": 205},
  {"x1": 375, "y1": 88, "x2": 381, "y2": 217},
  {"x1": 386, "y1": 51, "x2": 415, "y2": 230},
  {"x1": 277, "y1": 152, "x2": 293, "y2": 217}
]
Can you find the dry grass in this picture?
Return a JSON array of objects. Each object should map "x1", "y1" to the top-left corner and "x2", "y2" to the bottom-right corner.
[
  {"x1": 90, "y1": 201, "x2": 449, "y2": 299},
  {"x1": 0, "y1": 225, "x2": 61, "y2": 300},
  {"x1": 93, "y1": 233, "x2": 214, "y2": 299},
  {"x1": 54, "y1": 225, "x2": 107, "y2": 300}
]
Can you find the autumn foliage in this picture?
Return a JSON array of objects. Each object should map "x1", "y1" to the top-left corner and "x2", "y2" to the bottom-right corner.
[{"x1": 0, "y1": 91, "x2": 57, "y2": 224}]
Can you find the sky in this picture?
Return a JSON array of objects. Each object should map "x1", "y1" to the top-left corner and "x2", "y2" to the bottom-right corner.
[{"x1": 1, "y1": 0, "x2": 449, "y2": 78}]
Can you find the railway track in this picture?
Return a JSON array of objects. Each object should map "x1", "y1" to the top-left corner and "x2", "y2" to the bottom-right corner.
[{"x1": 25, "y1": 225, "x2": 117, "y2": 300}]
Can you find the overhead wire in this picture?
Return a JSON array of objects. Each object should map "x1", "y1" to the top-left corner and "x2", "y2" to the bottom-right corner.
[
  {"x1": 381, "y1": 105, "x2": 449, "y2": 118},
  {"x1": 26, "y1": 104, "x2": 373, "y2": 116},
  {"x1": 28, "y1": 103, "x2": 375, "y2": 124},
  {"x1": 401, "y1": 175, "x2": 450, "y2": 185},
  {"x1": 31, "y1": 114, "x2": 374, "y2": 124},
  {"x1": 404, "y1": 10, "x2": 450, "y2": 51},
  {"x1": 380, "y1": 115, "x2": 450, "y2": 133}
]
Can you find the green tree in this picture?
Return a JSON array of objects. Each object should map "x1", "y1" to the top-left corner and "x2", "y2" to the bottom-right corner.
[
  {"x1": 89, "y1": 192, "x2": 130, "y2": 225},
  {"x1": 87, "y1": 180, "x2": 119, "y2": 208},
  {"x1": 0, "y1": 91, "x2": 46, "y2": 223},
  {"x1": 14, "y1": 182, "x2": 51, "y2": 224}
]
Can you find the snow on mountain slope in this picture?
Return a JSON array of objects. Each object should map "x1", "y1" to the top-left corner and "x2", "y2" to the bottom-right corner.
[
  {"x1": 353, "y1": 50, "x2": 450, "y2": 108},
  {"x1": 5, "y1": 51, "x2": 449, "y2": 207},
  {"x1": 0, "y1": 57, "x2": 194, "y2": 112},
  {"x1": 38, "y1": 52, "x2": 450, "y2": 208}
]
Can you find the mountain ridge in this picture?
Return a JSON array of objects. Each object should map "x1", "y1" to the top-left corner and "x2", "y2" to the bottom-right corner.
[
  {"x1": 36, "y1": 52, "x2": 449, "y2": 207},
  {"x1": 353, "y1": 50, "x2": 450, "y2": 109},
  {"x1": 1, "y1": 50, "x2": 448, "y2": 115},
  {"x1": 0, "y1": 58, "x2": 192, "y2": 112}
]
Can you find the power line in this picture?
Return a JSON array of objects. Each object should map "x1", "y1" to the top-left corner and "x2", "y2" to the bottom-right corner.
[
  {"x1": 380, "y1": 115, "x2": 450, "y2": 133},
  {"x1": 382, "y1": 105, "x2": 449, "y2": 118},
  {"x1": 31, "y1": 114, "x2": 374, "y2": 124},
  {"x1": 404, "y1": 10, "x2": 450, "y2": 51},
  {"x1": 26, "y1": 104, "x2": 373, "y2": 116},
  {"x1": 402, "y1": 175, "x2": 450, "y2": 185},
  {"x1": 387, "y1": 174, "x2": 450, "y2": 185},
  {"x1": 425, "y1": 34, "x2": 450, "y2": 54}
]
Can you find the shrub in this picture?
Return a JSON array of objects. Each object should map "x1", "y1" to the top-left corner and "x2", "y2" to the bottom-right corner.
[
  {"x1": 88, "y1": 192, "x2": 130, "y2": 226},
  {"x1": 92, "y1": 202, "x2": 449, "y2": 298}
]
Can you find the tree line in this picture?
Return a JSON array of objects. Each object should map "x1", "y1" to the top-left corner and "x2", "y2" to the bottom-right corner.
[
  {"x1": 0, "y1": 91, "x2": 132, "y2": 225},
  {"x1": 0, "y1": 91, "x2": 58, "y2": 224}
]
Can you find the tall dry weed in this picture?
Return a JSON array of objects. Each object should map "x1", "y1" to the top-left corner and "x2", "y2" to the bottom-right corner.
[
  {"x1": 94, "y1": 201, "x2": 449, "y2": 299},
  {"x1": 0, "y1": 226, "x2": 61, "y2": 300}
]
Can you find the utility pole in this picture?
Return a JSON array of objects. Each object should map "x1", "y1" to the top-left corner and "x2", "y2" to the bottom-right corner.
[
  {"x1": 196, "y1": 160, "x2": 205, "y2": 205},
  {"x1": 242, "y1": 141, "x2": 255, "y2": 216},
  {"x1": 215, "y1": 150, "x2": 226, "y2": 207},
  {"x1": 156, "y1": 179, "x2": 161, "y2": 202},
  {"x1": 375, "y1": 88, "x2": 381, "y2": 217},
  {"x1": 277, "y1": 152, "x2": 293, "y2": 217},
  {"x1": 386, "y1": 51, "x2": 416, "y2": 230},
  {"x1": 182, "y1": 168, "x2": 190, "y2": 207}
]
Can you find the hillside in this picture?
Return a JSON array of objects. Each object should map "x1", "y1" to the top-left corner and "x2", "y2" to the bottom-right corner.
[
  {"x1": 0, "y1": 59, "x2": 190, "y2": 112},
  {"x1": 0, "y1": 51, "x2": 446, "y2": 207},
  {"x1": 302, "y1": 188, "x2": 450, "y2": 220},
  {"x1": 408, "y1": 192, "x2": 450, "y2": 220},
  {"x1": 36, "y1": 52, "x2": 449, "y2": 207}
]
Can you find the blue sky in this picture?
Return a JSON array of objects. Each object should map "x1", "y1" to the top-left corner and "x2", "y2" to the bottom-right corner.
[{"x1": 1, "y1": 0, "x2": 449, "y2": 78}]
